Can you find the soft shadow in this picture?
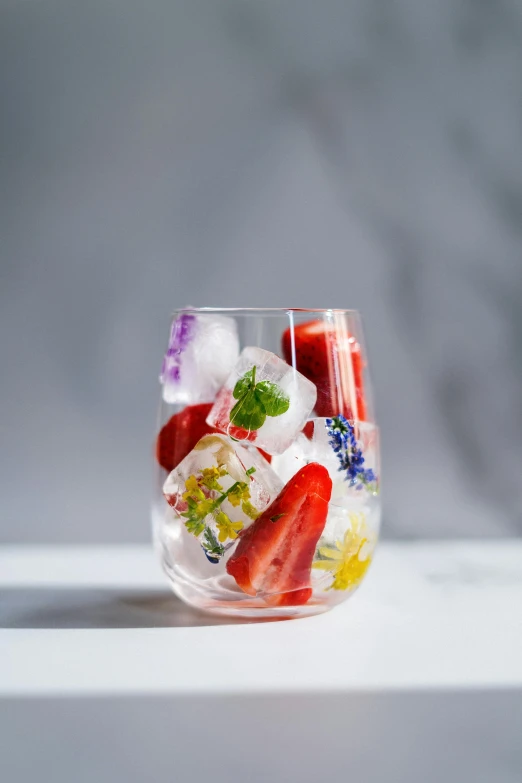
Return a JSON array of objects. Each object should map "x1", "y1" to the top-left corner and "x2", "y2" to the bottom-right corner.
[{"x1": 0, "y1": 588, "x2": 277, "y2": 629}]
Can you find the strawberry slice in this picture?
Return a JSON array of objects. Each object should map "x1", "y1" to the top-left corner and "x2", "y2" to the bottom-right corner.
[
  {"x1": 207, "y1": 389, "x2": 258, "y2": 443},
  {"x1": 156, "y1": 401, "x2": 272, "y2": 472},
  {"x1": 226, "y1": 462, "x2": 332, "y2": 606},
  {"x1": 350, "y1": 346, "x2": 367, "y2": 422},
  {"x1": 282, "y1": 320, "x2": 367, "y2": 420},
  {"x1": 302, "y1": 421, "x2": 314, "y2": 440},
  {"x1": 156, "y1": 403, "x2": 217, "y2": 472},
  {"x1": 206, "y1": 390, "x2": 272, "y2": 462}
]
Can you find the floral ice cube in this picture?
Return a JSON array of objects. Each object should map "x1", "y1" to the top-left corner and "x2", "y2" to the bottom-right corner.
[
  {"x1": 206, "y1": 347, "x2": 317, "y2": 455},
  {"x1": 163, "y1": 434, "x2": 283, "y2": 562},
  {"x1": 310, "y1": 416, "x2": 380, "y2": 502},
  {"x1": 160, "y1": 313, "x2": 240, "y2": 405}
]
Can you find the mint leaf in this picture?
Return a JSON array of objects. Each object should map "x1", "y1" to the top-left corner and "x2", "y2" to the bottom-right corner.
[
  {"x1": 255, "y1": 381, "x2": 290, "y2": 417},
  {"x1": 233, "y1": 368, "x2": 254, "y2": 400},
  {"x1": 230, "y1": 390, "x2": 266, "y2": 430},
  {"x1": 229, "y1": 364, "x2": 288, "y2": 433}
]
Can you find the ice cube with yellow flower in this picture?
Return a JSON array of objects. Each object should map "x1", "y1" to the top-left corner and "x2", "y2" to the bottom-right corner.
[
  {"x1": 163, "y1": 434, "x2": 284, "y2": 562},
  {"x1": 312, "y1": 510, "x2": 377, "y2": 592}
]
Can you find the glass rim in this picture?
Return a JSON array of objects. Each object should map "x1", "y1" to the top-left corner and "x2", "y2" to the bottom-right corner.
[{"x1": 170, "y1": 307, "x2": 361, "y2": 317}]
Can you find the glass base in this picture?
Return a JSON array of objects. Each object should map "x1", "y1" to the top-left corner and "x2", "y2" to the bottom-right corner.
[
  {"x1": 170, "y1": 581, "x2": 333, "y2": 620},
  {"x1": 158, "y1": 538, "x2": 345, "y2": 620}
]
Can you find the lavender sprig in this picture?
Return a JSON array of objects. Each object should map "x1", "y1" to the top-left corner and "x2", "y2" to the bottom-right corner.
[{"x1": 325, "y1": 415, "x2": 377, "y2": 491}]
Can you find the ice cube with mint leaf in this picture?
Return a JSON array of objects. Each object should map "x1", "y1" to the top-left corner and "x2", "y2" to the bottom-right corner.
[{"x1": 207, "y1": 347, "x2": 317, "y2": 455}]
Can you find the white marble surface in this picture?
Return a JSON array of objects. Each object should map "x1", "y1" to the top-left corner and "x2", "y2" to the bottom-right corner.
[
  {"x1": 1, "y1": 1, "x2": 522, "y2": 542},
  {"x1": 2, "y1": 541, "x2": 522, "y2": 694},
  {"x1": 1, "y1": 542, "x2": 522, "y2": 783}
]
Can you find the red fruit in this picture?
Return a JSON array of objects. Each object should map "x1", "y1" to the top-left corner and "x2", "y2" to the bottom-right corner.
[
  {"x1": 257, "y1": 448, "x2": 272, "y2": 464},
  {"x1": 350, "y1": 346, "x2": 367, "y2": 422},
  {"x1": 282, "y1": 320, "x2": 367, "y2": 420},
  {"x1": 224, "y1": 422, "x2": 273, "y2": 465},
  {"x1": 302, "y1": 421, "x2": 314, "y2": 440},
  {"x1": 209, "y1": 389, "x2": 257, "y2": 441},
  {"x1": 156, "y1": 403, "x2": 217, "y2": 472},
  {"x1": 229, "y1": 425, "x2": 257, "y2": 443},
  {"x1": 208, "y1": 389, "x2": 272, "y2": 462},
  {"x1": 156, "y1": 401, "x2": 272, "y2": 472},
  {"x1": 226, "y1": 463, "x2": 332, "y2": 606}
]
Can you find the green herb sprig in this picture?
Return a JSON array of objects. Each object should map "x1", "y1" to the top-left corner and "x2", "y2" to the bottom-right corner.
[
  {"x1": 202, "y1": 527, "x2": 225, "y2": 559},
  {"x1": 180, "y1": 466, "x2": 259, "y2": 561},
  {"x1": 230, "y1": 365, "x2": 290, "y2": 431}
]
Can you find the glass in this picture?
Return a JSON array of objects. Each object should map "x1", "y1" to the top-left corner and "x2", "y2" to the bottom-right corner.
[{"x1": 152, "y1": 308, "x2": 380, "y2": 619}]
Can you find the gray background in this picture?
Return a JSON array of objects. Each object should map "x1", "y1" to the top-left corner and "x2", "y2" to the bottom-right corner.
[{"x1": 1, "y1": 0, "x2": 522, "y2": 543}]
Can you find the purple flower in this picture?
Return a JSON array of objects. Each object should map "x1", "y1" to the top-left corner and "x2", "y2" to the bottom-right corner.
[
  {"x1": 160, "y1": 313, "x2": 196, "y2": 385},
  {"x1": 326, "y1": 415, "x2": 377, "y2": 490}
]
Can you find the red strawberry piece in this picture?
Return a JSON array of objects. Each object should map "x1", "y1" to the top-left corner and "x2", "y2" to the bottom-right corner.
[
  {"x1": 156, "y1": 400, "x2": 272, "y2": 472},
  {"x1": 257, "y1": 447, "x2": 272, "y2": 464},
  {"x1": 226, "y1": 462, "x2": 332, "y2": 606},
  {"x1": 209, "y1": 389, "x2": 258, "y2": 442},
  {"x1": 229, "y1": 426, "x2": 257, "y2": 442},
  {"x1": 351, "y1": 346, "x2": 367, "y2": 422},
  {"x1": 302, "y1": 421, "x2": 314, "y2": 440},
  {"x1": 282, "y1": 319, "x2": 367, "y2": 420},
  {"x1": 282, "y1": 320, "x2": 330, "y2": 376},
  {"x1": 207, "y1": 388, "x2": 274, "y2": 463},
  {"x1": 156, "y1": 403, "x2": 217, "y2": 472}
]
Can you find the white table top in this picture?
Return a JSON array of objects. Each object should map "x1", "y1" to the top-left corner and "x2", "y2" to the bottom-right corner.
[{"x1": 1, "y1": 541, "x2": 522, "y2": 697}]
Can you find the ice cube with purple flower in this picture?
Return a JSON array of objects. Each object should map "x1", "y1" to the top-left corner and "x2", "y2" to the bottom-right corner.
[{"x1": 160, "y1": 312, "x2": 240, "y2": 405}]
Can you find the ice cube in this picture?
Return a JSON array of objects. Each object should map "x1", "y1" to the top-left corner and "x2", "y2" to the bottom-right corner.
[
  {"x1": 311, "y1": 506, "x2": 378, "y2": 593},
  {"x1": 163, "y1": 433, "x2": 283, "y2": 561},
  {"x1": 160, "y1": 313, "x2": 240, "y2": 405},
  {"x1": 206, "y1": 347, "x2": 317, "y2": 455},
  {"x1": 308, "y1": 417, "x2": 379, "y2": 504},
  {"x1": 270, "y1": 433, "x2": 312, "y2": 484}
]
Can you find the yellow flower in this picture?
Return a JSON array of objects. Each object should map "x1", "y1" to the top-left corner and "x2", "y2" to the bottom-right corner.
[
  {"x1": 199, "y1": 466, "x2": 227, "y2": 492},
  {"x1": 194, "y1": 498, "x2": 215, "y2": 520},
  {"x1": 227, "y1": 482, "x2": 251, "y2": 508},
  {"x1": 182, "y1": 474, "x2": 205, "y2": 503},
  {"x1": 216, "y1": 512, "x2": 244, "y2": 543},
  {"x1": 184, "y1": 475, "x2": 199, "y2": 492},
  {"x1": 313, "y1": 512, "x2": 375, "y2": 591}
]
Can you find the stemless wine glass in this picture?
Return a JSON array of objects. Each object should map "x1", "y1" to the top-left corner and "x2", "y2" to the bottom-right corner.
[{"x1": 152, "y1": 308, "x2": 380, "y2": 619}]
